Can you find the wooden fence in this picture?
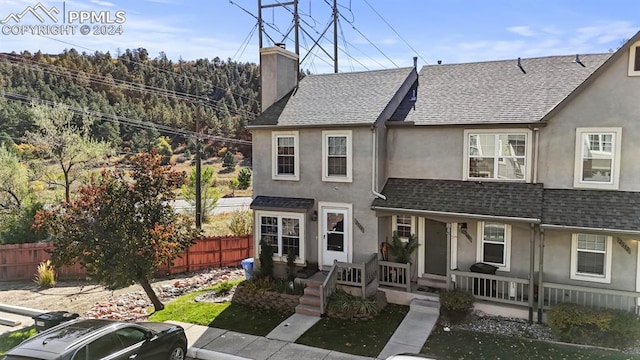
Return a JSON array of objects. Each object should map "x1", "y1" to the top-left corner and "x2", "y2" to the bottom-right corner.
[{"x1": 0, "y1": 235, "x2": 253, "y2": 281}]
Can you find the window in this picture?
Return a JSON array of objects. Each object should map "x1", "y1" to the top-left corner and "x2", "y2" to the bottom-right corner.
[
  {"x1": 571, "y1": 233, "x2": 612, "y2": 283},
  {"x1": 322, "y1": 130, "x2": 352, "y2": 182},
  {"x1": 476, "y1": 222, "x2": 511, "y2": 271},
  {"x1": 574, "y1": 128, "x2": 622, "y2": 190},
  {"x1": 272, "y1": 131, "x2": 299, "y2": 180},
  {"x1": 392, "y1": 215, "x2": 415, "y2": 239},
  {"x1": 629, "y1": 41, "x2": 640, "y2": 76},
  {"x1": 256, "y1": 211, "x2": 305, "y2": 262},
  {"x1": 464, "y1": 130, "x2": 531, "y2": 181}
]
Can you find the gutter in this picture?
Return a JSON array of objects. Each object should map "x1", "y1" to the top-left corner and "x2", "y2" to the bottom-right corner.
[
  {"x1": 540, "y1": 224, "x2": 640, "y2": 236},
  {"x1": 247, "y1": 122, "x2": 375, "y2": 130},
  {"x1": 371, "y1": 126, "x2": 386, "y2": 200},
  {"x1": 371, "y1": 205, "x2": 540, "y2": 223}
]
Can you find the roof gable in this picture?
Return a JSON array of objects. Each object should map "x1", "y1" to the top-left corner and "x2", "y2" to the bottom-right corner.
[{"x1": 250, "y1": 67, "x2": 415, "y2": 127}]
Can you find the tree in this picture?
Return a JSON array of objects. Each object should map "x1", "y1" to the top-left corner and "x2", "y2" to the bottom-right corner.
[
  {"x1": 154, "y1": 136, "x2": 173, "y2": 165},
  {"x1": 0, "y1": 145, "x2": 31, "y2": 214},
  {"x1": 33, "y1": 151, "x2": 200, "y2": 311},
  {"x1": 237, "y1": 167, "x2": 252, "y2": 189},
  {"x1": 25, "y1": 105, "x2": 113, "y2": 203},
  {"x1": 222, "y1": 151, "x2": 236, "y2": 170},
  {"x1": 181, "y1": 166, "x2": 220, "y2": 224}
]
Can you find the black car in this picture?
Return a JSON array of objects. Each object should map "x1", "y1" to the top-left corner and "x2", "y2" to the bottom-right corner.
[{"x1": 2, "y1": 319, "x2": 187, "y2": 360}]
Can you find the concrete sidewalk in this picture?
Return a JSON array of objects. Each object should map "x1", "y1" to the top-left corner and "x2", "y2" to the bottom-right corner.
[{"x1": 174, "y1": 298, "x2": 439, "y2": 360}]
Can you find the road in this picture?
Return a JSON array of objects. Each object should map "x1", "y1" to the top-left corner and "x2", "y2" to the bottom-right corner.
[{"x1": 171, "y1": 197, "x2": 251, "y2": 215}]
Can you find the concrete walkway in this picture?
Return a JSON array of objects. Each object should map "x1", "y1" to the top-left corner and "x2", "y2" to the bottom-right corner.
[
  {"x1": 1, "y1": 297, "x2": 439, "y2": 360},
  {"x1": 177, "y1": 298, "x2": 440, "y2": 360}
]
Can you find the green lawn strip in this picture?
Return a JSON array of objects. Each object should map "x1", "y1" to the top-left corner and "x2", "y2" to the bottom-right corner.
[
  {"x1": 209, "y1": 303, "x2": 291, "y2": 337},
  {"x1": 296, "y1": 304, "x2": 409, "y2": 357},
  {"x1": 148, "y1": 288, "x2": 230, "y2": 325},
  {"x1": 0, "y1": 326, "x2": 37, "y2": 355},
  {"x1": 422, "y1": 327, "x2": 640, "y2": 360}
]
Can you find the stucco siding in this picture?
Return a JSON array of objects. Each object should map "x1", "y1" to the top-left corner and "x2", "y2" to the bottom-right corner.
[
  {"x1": 386, "y1": 127, "x2": 464, "y2": 180},
  {"x1": 538, "y1": 48, "x2": 640, "y2": 190}
]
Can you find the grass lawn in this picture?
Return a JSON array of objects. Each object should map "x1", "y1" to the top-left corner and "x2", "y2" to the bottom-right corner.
[
  {"x1": 422, "y1": 327, "x2": 640, "y2": 360},
  {"x1": 0, "y1": 327, "x2": 37, "y2": 355},
  {"x1": 296, "y1": 304, "x2": 409, "y2": 357}
]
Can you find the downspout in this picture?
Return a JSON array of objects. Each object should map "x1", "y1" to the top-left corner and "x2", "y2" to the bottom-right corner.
[
  {"x1": 528, "y1": 223, "x2": 536, "y2": 323},
  {"x1": 537, "y1": 228, "x2": 545, "y2": 323},
  {"x1": 371, "y1": 126, "x2": 386, "y2": 200}
]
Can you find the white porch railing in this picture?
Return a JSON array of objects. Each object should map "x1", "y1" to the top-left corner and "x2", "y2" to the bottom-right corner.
[
  {"x1": 378, "y1": 261, "x2": 411, "y2": 291},
  {"x1": 320, "y1": 253, "x2": 378, "y2": 314},
  {"x1": 451, "y1": 270, "x2": 531, "y2": 307},
  {"x1": 542, "y1": 282, "x2": 640, "y2": 313}
]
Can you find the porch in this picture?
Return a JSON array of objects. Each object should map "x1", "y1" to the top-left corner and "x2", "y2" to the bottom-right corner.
[{"x1": 308, "y1": 254, "x2": 640, "y2": 322}]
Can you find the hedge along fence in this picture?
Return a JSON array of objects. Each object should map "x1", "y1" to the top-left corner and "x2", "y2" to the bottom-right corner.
[{"x1": 0, "y1": 235, "x2": 253, "y2": 281}]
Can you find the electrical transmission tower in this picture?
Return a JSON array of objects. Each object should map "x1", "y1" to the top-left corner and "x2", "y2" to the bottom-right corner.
[{"x1": 257, "y1": 0, "x2": 339, "y2": 73}]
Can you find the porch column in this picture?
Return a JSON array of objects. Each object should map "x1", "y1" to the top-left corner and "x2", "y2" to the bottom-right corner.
[
  {"x1": 537, "y1": 228, "x2": 545, "y2": 323},
  {"x1": 446, "y1": 223, "x2": 452, "y2": 289},
  {"x1": 528, "y1": 223, "x2": 536, "y2": 324}
]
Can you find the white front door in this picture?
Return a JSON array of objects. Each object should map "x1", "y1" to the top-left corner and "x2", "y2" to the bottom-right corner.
[{"x1": 321, "y1": 207, "x2": 349, "y2": 266}]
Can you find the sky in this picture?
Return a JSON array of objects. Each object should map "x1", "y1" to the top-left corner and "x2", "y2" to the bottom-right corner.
[{"x1": 0, "y1": 0, "x2": 638, "y2": 74}]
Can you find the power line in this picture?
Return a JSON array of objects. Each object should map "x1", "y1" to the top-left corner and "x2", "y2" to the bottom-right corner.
[
  {"x1": 1, "y1": 91, "x2": 252, "y2": 145},
  {"x1": 361, "y1": 0, "x2": 428, "y2": 65}
]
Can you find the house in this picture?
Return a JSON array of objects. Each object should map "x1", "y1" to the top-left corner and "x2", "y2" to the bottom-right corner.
[{"x1": 249, "y1": 32, "x2": 640, "y2": 321}]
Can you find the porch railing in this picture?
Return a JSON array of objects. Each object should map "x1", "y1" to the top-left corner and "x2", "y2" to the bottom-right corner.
[
  {"x1": 320, "y1": 253, "x2": 378, "y2": 314},
  {"x1": 451, "y1": 270, "x2": 531, "y2": 307},
  {"x1": 379, "y1": 260, "x2": 411, "y2": 291},
  {"x1": 542, "y1": 281, "x2": 640, "y2": 313},
  {"x1": 319, "y1": 265, "x2": 338, "y2": 314}
]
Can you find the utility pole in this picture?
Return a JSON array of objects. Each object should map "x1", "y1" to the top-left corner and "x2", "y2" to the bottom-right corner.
[
  {"x1": 333, "y1": 0, "x2": 338, "y2": 73},
  {"x1": 195, "y1": 114, "x2": 202, "y2": 230}
]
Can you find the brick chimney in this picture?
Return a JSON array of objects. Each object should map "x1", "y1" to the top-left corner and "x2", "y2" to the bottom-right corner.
[{"x1": 260, "y1": 45, "x2": 299, "y2": 112}]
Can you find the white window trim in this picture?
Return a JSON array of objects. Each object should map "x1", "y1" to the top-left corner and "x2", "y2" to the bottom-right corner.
[
  {"x1": 476, "y1": 222, "x2": 511, "y2": 272},
  {"x1": 392, "y1": 215, "x2": 416, "y2": 241},
  {"x1": 570, "y1": 233, "x2": 612, "y2": 284},
  {"x1": 463, "y1": 129, "x2": 532, "y2": 182},
  {"x1": 322, "y1": 130, "x2": 352, "y2": 183},
  {"x1": 573, "y1": 127, "x2": 622, "y2": 190},
  {"x1": 272, "y1": 131, "x2": 299, "y2": 181},
  {"x1": 255, "y1": 210, "x2": 305, "y2": 264},
  {"x1": 629, "y1": 41, "x2": 640, "y2": 77}
]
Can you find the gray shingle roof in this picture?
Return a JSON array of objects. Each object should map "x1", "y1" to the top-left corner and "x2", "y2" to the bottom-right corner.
[
  {"x1": 542, "y1": 189, "x2": 640, "y2": 232},
  {"x1": 250, "y1": 67, "x2": 414, "y2": 127},
  {"x1": 372, "y1": 178, "x2": 544, "y2": 221},
  {"x1": 250, "y1": 195, "x2": 314, "y2": 211},
  {"x1": 405, "y1": 54, "x2": 611, "y2": 125}
]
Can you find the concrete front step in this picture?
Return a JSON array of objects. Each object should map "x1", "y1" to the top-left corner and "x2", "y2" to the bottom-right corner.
[
  {"x1": 417, "y1": 277, "x2": 448, "y2": 289},
  {"x1": 410, "y1": 298, "x2": 441, "y2": 314},
  {"x1": 303, "y1": 286, "x2": 321, "y2": 297},
  {"x1": 299, "y1": 295, "x2": 321, "y2": 307},
  {"x1": 295, "y1": 304, "x2": 321, "y2": 317}
]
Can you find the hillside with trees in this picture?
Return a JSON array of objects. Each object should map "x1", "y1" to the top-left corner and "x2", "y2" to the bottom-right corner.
[{"x1": 0, "y1": 48, "x2": 260, "y2": 150}]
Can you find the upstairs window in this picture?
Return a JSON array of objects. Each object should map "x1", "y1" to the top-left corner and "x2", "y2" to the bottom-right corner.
[
  {"x1": 574, "y1": 128, "x2": 622, "y2": 190},
  {"x1": 322, "y1": 130, "x2": 352, "y2": 182},
  {"x1": 629, "y1": 41, "x2": 640, "y2": 76},
  {"x1": 272, "y1": 131, "x2": 299, "y2": 180},
  {"x1": 464, "y1": 130, "x2": 531, "y2": 181}
]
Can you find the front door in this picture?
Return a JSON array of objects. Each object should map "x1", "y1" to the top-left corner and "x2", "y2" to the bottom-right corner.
[
  {"x1": 321, "y1": 207, "x2": 349, "y2": 266},
  {"x1": 425, "y1": 219, "x2": 447, "y2": 276}
]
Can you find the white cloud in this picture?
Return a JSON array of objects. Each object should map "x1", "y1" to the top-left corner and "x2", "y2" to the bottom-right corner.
[
  {"x1": 507, "y1": 26, "x2": 536, "y2": 37},
  {"x1": 89, "y1": 0, "x2": 115, "y2": 7}
]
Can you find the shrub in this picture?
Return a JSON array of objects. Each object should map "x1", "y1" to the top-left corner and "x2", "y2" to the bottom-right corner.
[
  {"x1": 387, "y1": 231, "x2": 419, "y2": 264},
  {"x1": 222, "y1": 151, "x2": 236, "y2": 169},
  {"x1": 227, "y1": 210, "x2": 252, "y2": 235},
  {"x1": 286, "y1": 250, "x2": 297, "y2": 281},
  {"x1": 237, "y1": 167, "x2": 252, "y2": 189},
  {"x1": 214, "y1": 281, "x2": 234, "y2": 296},
  {"x1": 327, "y1": 290, "x2": 378, "y2": 320},
  {"x1": 257, "y1": 239, "x2": 274, "y2": 279},
  {"x1": 34, "y1": 260, "x2": 56, "y2": 288},
  {"x1": 548, "y1": 303, "x2": 640, "y2": 348},
  {"x1": 228, "y1": 178, "x2": 239, "y2": 196},
  {"x1": 241, "y1": 277, "x2": 304, "y2": 295},
  {"x1": 441, "y1": 289, "x2": 475, "y2": 312}
]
